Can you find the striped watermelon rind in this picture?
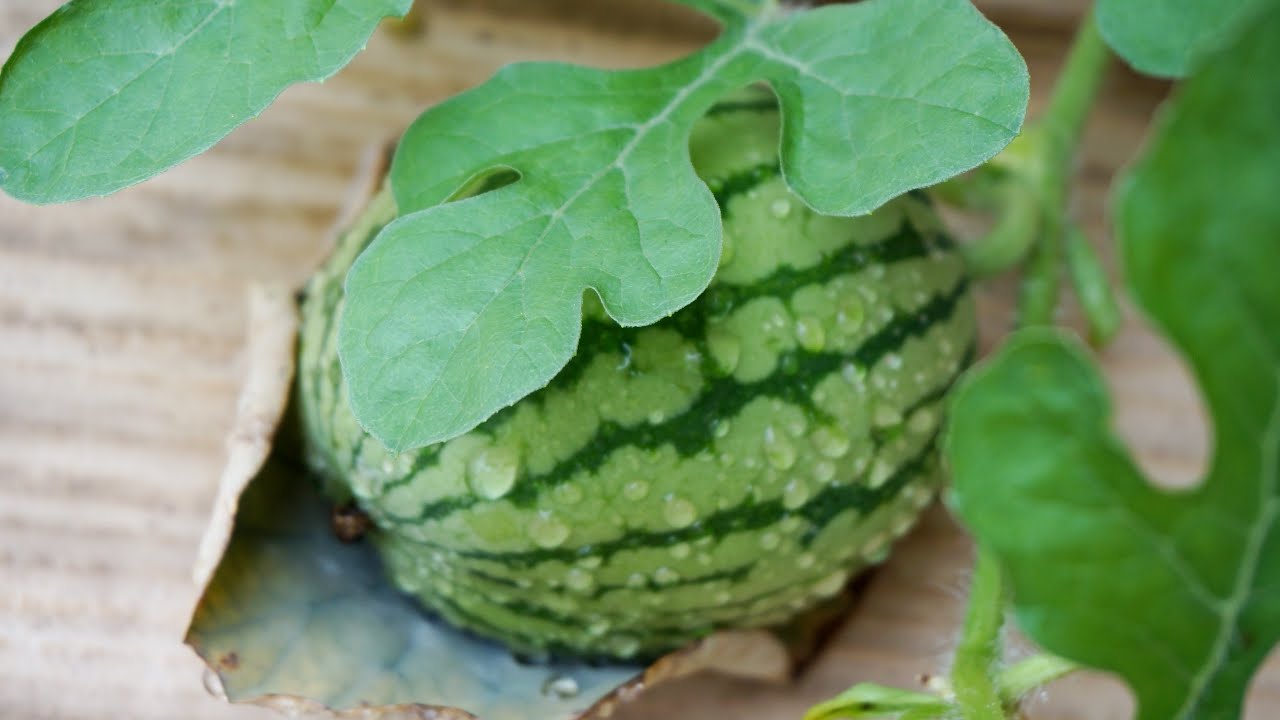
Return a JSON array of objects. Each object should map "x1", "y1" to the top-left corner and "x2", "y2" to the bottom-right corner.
[{"x1": 297, "y1": 88, "x2": 975, "y2": 661}]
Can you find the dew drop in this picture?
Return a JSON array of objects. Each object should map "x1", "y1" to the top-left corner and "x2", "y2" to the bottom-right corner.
[
  {"x1": 707, "y1": 329, "x2": 741, "y2": 373},
  {"x1": 587, "y1": 618, "x2": 611, "y2": 637},
  {"x1": 868, "y1": 460, "x2": 893, "y2": 488},
  {"x1": 812, "y1": 426, "x2": 851, "y2": 458},
  {"x1": 873, "y1": 403, "x2": 903, "y2": 428},
  {"x1": 770, "y1": 198, "x2": 793, "y2": 218},
  {"x1": 759, "y1": 532, "x2": 781, "y2": 550},
  {"x1": 813, "y1": 460, "x2": 837, "y2": 484},
  {"x1": 623, "y1": 480, "x2": 650, "y2": 501},
  {"x1": 663, "y1": 495, "x2": 698, "y2": 528},
  {"x1": 861, "y1": 532, "x2": 891, "y2": 563},
  {"x1": 698, "y1": 553, "x2": 714, "y2": 566},
  {"x1": 714, "y1": 419, "x2": 732, "y2": 438},
  {"x1": 782, "y1": 480, "x2": 810, "y2": 510},
  {"x1": 468, "y1": 447, "x2": 519, "y2": 500},
  {"x1": 648, "y1": 410, "x2": 666, "y2": 425},
  {"x1": 610, "y1": 635, "x2": 642, "y2": 658},
  {"x1": 813, "y1": 570, "x2": 848, "y2": 598},
  {"x1": 542, "y1": 674, "x2": 580, "y2": 699},
  {"x1": 528, "y1": 512, "x2": 570, "y2": 548},
  {"x1": 718, "y1": 452, "x2": 736, "y2": 467},
  {"x1": 794, "y1": 315, "x2": 826, "y2": 352},
  {"x1": 763, "y1": 426, "x2": 797, "y2": 470},
  {"x1": 381, "y1": 458, "x2": 396, "y2": 474},
  {"x1": 626, "y1": 572, "x2": 648, "y2": 589},
  {"x1": 578, "y1": 554, "x2": 603, "y2": 569},
  {"x1": 837, "y1": 296, "x2": 866, "y2": 333},
  {"x1": 554, "y1": 482, "x2": 584, "y2": 505},
  {"x1": 654, "y1": 566, "x2": 681, "y2": 585},
  {"x1": 720, "y1": 230, "x2": 736, "y2": 267},
  {"x1": 565, "y1": 567, "x2": 596, "y2": 593},
  {"x1": 797, "y1": 553, "x2": 816, "y2": 568},
  {"x1": 884, "y1": 353, "x2": 904, "y2": 370},
  {"x1": 908, "y1": 408, "x2": 936, "y2": 434},
  {"x1": 715, "y1": 590, "x2": 732, "y2": 604},
  {"x1": 841, "y1": 362, "x2": 866, "y2": 387},
  {"x1": 670, "y1": 542, "x2": 691, "y2": 559},
  {"x1": 786, "y1": 416, "x2": 808, "y2": 437}
]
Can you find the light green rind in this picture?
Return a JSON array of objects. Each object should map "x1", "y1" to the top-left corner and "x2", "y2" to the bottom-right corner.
[{"x1": 299, "y1": 92, "x2": 975, "y2": 659}]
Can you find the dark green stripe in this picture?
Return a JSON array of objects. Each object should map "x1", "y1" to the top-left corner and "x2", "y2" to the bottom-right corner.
[
  {"x1": 383, "y1": 226, "x2": 947, "y2": 525},
  {"x1": 422, "y1": 423, "x2": 941, "y2": 569},
  {"x1": 709, "y1": 162, "x2": 780, "y2": 211},
  {"x1": 705, "y1": 96, "x2": 778, "y2": 117}
]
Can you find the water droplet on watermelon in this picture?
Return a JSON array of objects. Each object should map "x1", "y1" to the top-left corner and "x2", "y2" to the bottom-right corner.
[
  {"x1": 626, "y1": 573, "x2": 647, "y2": 589},
  {"x1": 670, "y1": 542, "x2": 691, "y2": 559},
  {"x1": 782, "y1": 480, "x2": 810, "y2": 510},
  {"x1": 794, "y1": 315, "x2": 826, "y2": 351},
  {"x1": 873, "y1": 403, "x2": 903, "y2": 428},
  {"x1": 813, "y1": 570, "x2": 848, "y2": 598},
  {"x1": 812, "y1": 426, "x2": 851, "y2": 458},
  {"x1": 610, "y1": 635, "x2": 641, "y2": 658},
  {"x1": 787, "y1": 416, "x2": 807, "y2": 436},
  {"x1": 554, "y1": 482, "x2": 584, "y2": 505},
  {"x1": 565, "y1": 567, "x2": 596, "y2": 593},
  {"x1": 763, "y1": 426, "x2": 797, "y2": 470},
  {"x1": 759, "y1": 532, "x2": 781, "y2": 550},
  {"x1": 837, "y1": 296, "x2": 865, "y2": 332},
  {"x1": 714, "y1": 419, "x2": 732, "y2": 438},
  {"x1": 663, "y1": 495, "x2": 697, "y2": 528},
  {"x1": 868, "y1": 459, "x2": 893, "y2": 488},
  {"x1": 528, "y1": 512, "x2": 570, "y2": 548},
  {"x1": 468, "y1": 447, "x2": 519, "y2": 500},
  {"x1": 884, "y1": 353, "x2": 903, "y2": 370},
  {"x1": 841, "y1": 362, "x2": 866, "y2": 387},
  {"x1": 707, "y1": 329, "x2": 741, "y2": 373},
  {"x1": 720, "y1": 230, "x2": 736, "y2": 267},
  {"x1": 648, "y1": 410, "x2": 666, "y2": 424},
  {"x1": 542, "y1": 674, "x2": 580, "y2": 699},
  {"x1": 770, "y1": 198, "x2": 792, "y2": 218},
  {"x1": 861, "y1": 532, "x2": 891, "y2": 562},
  {"x1": 623, "y1": 480, "x2": 649, "y2": 501},
  {"x1": 715, "y1": 590, "x2": 732, "y2": 604},
  {"x1": 908, "y1": 408, "x2": 935, "y2": 434},
  {"x1": 587, "y1": 618, "x2": 611, "y2": 637},
  {"x1": 654, "y1": 566, "x2": 681, "y2": 584},
  {"x1": 797, "y1": 553, "x2": 816, "y2": 568},
  {"x1": 813, "y1": 460, "x2": 837, "y2": 483}
]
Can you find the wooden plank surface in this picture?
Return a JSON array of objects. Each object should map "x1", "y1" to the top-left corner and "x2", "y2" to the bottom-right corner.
[{"x1": 0, "y1": 1, "x2": 1274, "y2": 718}]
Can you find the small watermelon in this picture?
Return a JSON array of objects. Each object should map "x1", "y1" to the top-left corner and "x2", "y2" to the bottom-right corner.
[{"x1": 297, "y1": 89, "x2": 975, "y2": 661}]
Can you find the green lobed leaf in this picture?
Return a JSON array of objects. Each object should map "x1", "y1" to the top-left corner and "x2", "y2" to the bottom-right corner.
[
  {"x1": 946, "y1": 5, "x2": 1280, "y2": 718},
  {"x1": 0, "y1": 0, "x2": 411, "y2": 203},
  {"x1": 341, "y1": 0, "x2": 1028, "y2": 451},
  {"x1": 1095, "y1": 0, "x2": 1258, "y2": 77}
]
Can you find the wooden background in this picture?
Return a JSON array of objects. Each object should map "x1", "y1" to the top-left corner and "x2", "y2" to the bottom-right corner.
[{"x1": 1, "y1": 1, "x2": 1275, "y2": 718}]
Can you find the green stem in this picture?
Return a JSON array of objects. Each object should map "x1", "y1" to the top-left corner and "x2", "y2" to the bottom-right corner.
[
  {"x1": 1065, "y1": 224, "x2": 1123, "y2": 345},
  {"x1": 1015, "y1": 9, "x2": 1110, "y2": 324},
  {"x1": 1038, "y1": 10, "x2": 1110, "y2": 177},
  {"x1": 963, "y1": 10, "x2": 1110, "y2": 279},
  {"x1": 950, "y1": 545, "x2": 1006, "y2": 720},
  {"x1": 998, "y1": 654, "x2": 1080, "y2": 704}
]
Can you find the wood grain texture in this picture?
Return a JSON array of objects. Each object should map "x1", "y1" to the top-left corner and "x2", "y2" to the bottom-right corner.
[{"x1": 0, "y1": 1, "x2": 1274, "y2": 719}]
